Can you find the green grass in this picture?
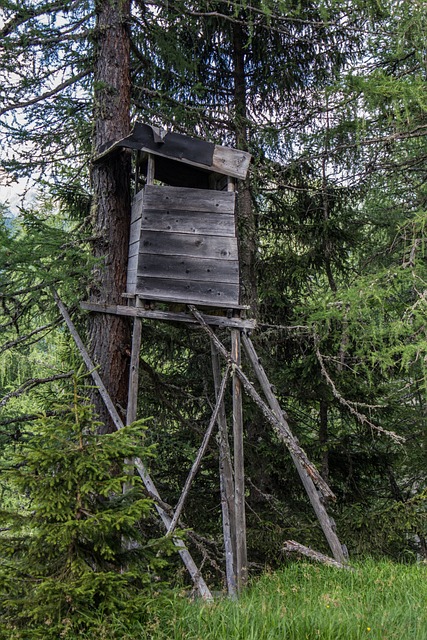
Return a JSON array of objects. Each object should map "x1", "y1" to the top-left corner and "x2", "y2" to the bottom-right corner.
[{"x1": 137, "y1": 559, "x2": 426, "y2": 640}]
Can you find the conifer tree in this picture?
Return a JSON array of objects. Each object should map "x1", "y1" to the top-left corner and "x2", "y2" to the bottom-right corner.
[{"x1": 0, "y1": 377, "x2": 169, "y2": 639}]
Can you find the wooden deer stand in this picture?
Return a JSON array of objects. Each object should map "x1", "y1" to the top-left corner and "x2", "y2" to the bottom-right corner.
[{"x1": 76, "y1": 123, "x2": 348, "y2": 600}]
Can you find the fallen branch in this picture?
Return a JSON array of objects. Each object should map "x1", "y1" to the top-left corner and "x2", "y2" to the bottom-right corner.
[{"x1": 283, "y1": 540, "x2": 351, "y2": 570}]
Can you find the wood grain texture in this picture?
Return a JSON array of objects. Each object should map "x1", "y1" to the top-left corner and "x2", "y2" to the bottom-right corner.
[
  {"x1": 143, "y1": 185, "x2": 235, "y2": 213},
  {"x1": 128, "y1": 240, "x2": 140, "y2": 258},
  {"x1": 141, "y1": 210, "x2": 236, "y2": 237},
  {"x1": 127, "y1": 253, "x2": 139, "y2": 273},
  {"x1": 136, "y1": 276, "x2": 239, "y2": 306},
  {"x1": 138, "y1": 254, "x2": 239, "y2": 283},
  {"x1": 129, "y1": 218, "x2": 143, "y2": 244},
  {"x1": 212, "y1": 146, "x2": 251, "y2": 180},
  {"x1": 130, "y1": 189, "x2": 144, "y2": 222},
  {"x1": 139, "y1": 231, "x2": 238, "y2": 260},
  {"x1": 80, "y1": 301, "x2": 256, "y2": 329}
]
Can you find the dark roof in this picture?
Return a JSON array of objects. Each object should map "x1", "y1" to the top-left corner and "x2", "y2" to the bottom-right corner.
[{"x1": 95, "y1": 122, "x2": 251, "y2": 180}]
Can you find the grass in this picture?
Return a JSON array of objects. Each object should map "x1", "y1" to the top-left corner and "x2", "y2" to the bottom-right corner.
[{"x1": 136, "y1": 559, "x2": 426, "y2": 640}]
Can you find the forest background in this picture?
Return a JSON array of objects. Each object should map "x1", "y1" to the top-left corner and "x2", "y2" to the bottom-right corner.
[{"x1": 0, "y1": 0, "x2": 426, "y2": 636}]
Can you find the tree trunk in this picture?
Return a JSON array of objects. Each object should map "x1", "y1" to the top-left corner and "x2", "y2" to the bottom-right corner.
[
  {"x1": 319, "y1": 400, "x2": 329, "y2": 482},
  {"x1": 232, "y1": 21, "x2": 258, "y2": 315},
  {"x1": 89, "y1": 0, "x2": 131, "y2": 432}
]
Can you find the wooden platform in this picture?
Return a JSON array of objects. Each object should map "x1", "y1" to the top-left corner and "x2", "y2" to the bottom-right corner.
[{"x1": 80, "y1": 301, "x2": 256, "y2": 330}]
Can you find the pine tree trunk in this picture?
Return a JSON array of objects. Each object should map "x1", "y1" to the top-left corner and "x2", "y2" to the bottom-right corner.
[
  {"x1": 232, "y1": 22, "x2": 258, "y2": 315},
  {"x1": 89, "y1": 0, "x2": 131, "y2": 433},
  {"x1": 319, "y1": 400, "x2": 330, "y2": 482}
]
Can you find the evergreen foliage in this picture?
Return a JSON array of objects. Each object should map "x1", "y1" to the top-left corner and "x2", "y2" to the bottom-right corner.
[{"x1": 0, "y1": 377, "x2": 170, "y2": 639}]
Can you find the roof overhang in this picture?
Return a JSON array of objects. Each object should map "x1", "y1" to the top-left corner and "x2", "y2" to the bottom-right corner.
[{"x1": 94, "y1": 122, "x2": 251, "y2": 180}]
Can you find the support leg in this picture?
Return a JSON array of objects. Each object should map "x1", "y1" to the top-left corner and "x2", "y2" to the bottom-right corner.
[
  {"x1": 126, "y1": 316, "x2": 142, "y2": 426},
  {"x1": 211, "y1": 340, "x2": 237, "y2": 598},
  {"x1": 241, "y1": 333, "x2": 348, "y2": 564},
  {"x1": 231, "y1": 328, "x2": 248, "y2": 592},
  {"x1": 167, "y1": 365, "x2": 231, "y2": 535}
]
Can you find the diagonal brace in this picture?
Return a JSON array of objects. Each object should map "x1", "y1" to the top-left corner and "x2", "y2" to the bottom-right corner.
[{"x1": 167, "y1": 365, "x2": 231, "y2": 535}]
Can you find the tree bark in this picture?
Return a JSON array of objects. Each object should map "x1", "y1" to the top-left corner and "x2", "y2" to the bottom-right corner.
[
  {"x1": 319, "y1": 400, "x2": 329, "y2": 482},
  {"x1": 232, "y1": 21, "x2": 258, "y2": 315},
  {"x1": 89, "y1": 0, "x2": 132, "y2": 432}
]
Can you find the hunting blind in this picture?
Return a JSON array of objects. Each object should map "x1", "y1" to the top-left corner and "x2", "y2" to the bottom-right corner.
[{"x1": 69, "y1": 123, "x2": 349, "y2": 600}]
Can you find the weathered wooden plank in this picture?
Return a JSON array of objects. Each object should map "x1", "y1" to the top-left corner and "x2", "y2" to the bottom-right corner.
[
  {"x1": 136, "y1": 277, "x2": 239, "y2": 306},
  {"x1": 139, "y1": 231, "x2": 238, "y2": 260},
  {"x1": 80, "y1": 301, "x2": 256, "y2": 329},
  {"x1": 126, "y1": 279, "x2": 137, "y2": 295},
  {"x1": 139, "y1": 292, "x2": 244, "y2": 309},
  {"x1": 131, "y1": 189, "x2": 144, "y2": 223},
  {"x1": 212, "y1": 146, "x2": 251, "y2": 180},
  {"x1": 128, "y1": 240, "x2": 140, "y2": 258},
  {"x1": 127, "y1": 272, "x2": 137, "y2": 286},
  {"x1": 129, "y1": 219, "x2": 143, "y2": 245},
  {"x1": 138, "y1": 254, "x2": 239, "y2": 284},
  {"x1": 141, "y1": 210, "x2": 236, "y2": 237},
  {"x1": 135, "y1": 278, "x2": 239, "y2": 306},
  {"x1": 94, "y1": 125, "x2": 251, "y2": 180},
  {"x1": 143, "y1": 185, "x2": 235, "y2": 214},
  {"x1": 127, "y1": 253, "x2": 139, "y2": 274}
]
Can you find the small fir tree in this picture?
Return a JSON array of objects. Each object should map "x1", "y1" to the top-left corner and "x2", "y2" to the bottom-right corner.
[{"x1": 0, "y1": 377, "x2": 171, "y2": 639}]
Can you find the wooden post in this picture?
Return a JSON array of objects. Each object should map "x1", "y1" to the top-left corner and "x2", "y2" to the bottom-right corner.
[
  {"x1": 123, "y1": 298, "x2": 143, "y2": 499},
  {"x1": 146, "y1": 153, "x2": 155, "y2": 185},
  {"x1": 211, "y1": 340, "x2": 237, "y2": 598},
  {"x1": 53, "y1": 289, "x2": 213, "y2": 600},
  {"x1": 126, "y1": 153, "x2": 155, "y2": 426},
  {"x1": 241, "y1": 333, "x2": 348, "y2": 564},
  {"x1": 126, "y1": 300, "x2": 143, "y2": 426},
  {"x1": 231, "y1": 327, "x2": 248, "y2": 591}
]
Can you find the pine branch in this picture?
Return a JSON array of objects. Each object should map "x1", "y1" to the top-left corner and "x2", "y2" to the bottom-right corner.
[
  {"x1": 6, "y1": 26, "x2": 93, "y2": 49},
  {"x1": 0, "y1": 0, "x2": 83, "y2": 39},
  {"x1": 0, "y1": 319, "x2": 61, "y2": 355},
  {"x1": 315, "y1": 344, "x2": 405, "y2": 443},
  {"x1": 0, "y1": 70, "x2": 91, "y2": 117},
  {"x1": 0, "y1": 373, "x2": 73, "y2": 409}
]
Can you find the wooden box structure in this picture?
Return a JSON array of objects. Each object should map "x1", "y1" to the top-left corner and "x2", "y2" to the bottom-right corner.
[
  {"x1": 127, "y1": 185, "x2": 240, "y2": 306},
  {"x1": 100, "y1": 122, "x2": 251, "y2": 309}
]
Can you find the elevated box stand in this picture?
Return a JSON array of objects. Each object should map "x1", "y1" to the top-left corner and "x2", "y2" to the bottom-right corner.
[
  {"x1": 104, "y1": 122, "x2": 253, "y2": 326},
  {"x1": 79, "y1": 123, "x2": 348, "y2": 600}
]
